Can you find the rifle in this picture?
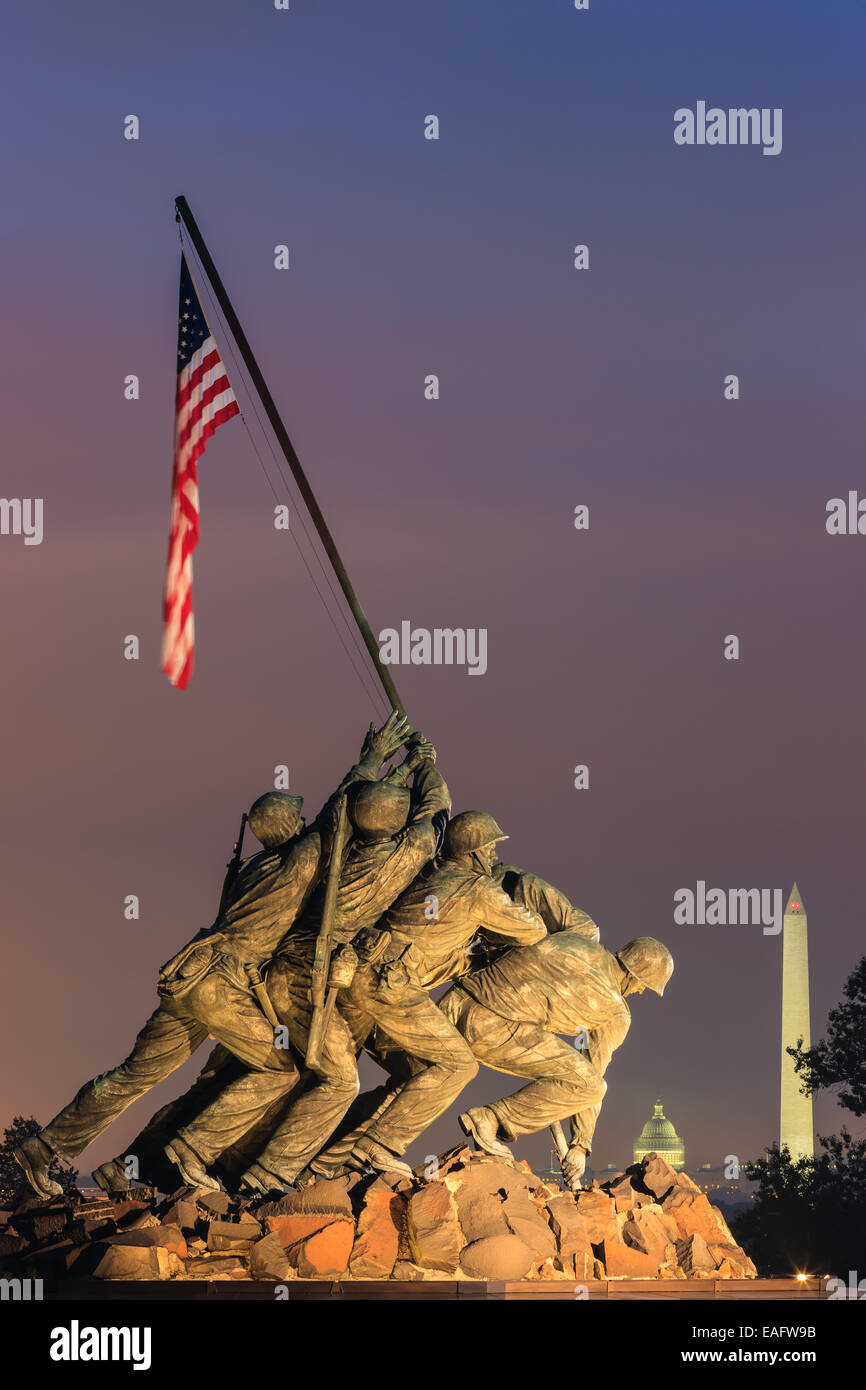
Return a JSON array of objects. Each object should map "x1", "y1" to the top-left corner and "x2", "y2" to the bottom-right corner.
[
  {"x1": 306, "y1": 793, "x2": 350, "y2": 1070},
  {"x1": 217, "y1": 811, "x2": 248, "y2": 917}
]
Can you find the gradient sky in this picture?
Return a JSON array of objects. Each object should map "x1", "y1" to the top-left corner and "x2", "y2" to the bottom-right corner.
[{"x1": 1, "y1": 0, "x2": 864, "y2": 1181}]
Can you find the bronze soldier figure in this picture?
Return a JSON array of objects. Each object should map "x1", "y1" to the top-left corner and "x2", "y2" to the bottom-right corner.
[{"x1": 439, "y1": 931, "x2": 673, "y2": 1188}]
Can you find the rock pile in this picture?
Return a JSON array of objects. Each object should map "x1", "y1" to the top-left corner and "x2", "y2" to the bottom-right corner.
[{"x1": 0, "y1": 1149, "x2": 755, "y2": 1283}]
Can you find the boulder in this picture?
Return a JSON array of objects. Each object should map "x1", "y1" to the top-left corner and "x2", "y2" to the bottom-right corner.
[
  {"x1": 634, "y1": 1154, "x2": 680, "y2": 1204},
  {"x1": 195, "y1": 1190, "x2": 233, "y2": 1218},
  {"x1": 349, "y1": 1184, "x2": 405, "y2": 1279},
  {"x1": 460, "y1": 1234, "x2": 534, "y2": 1281},
  {"x1": 90, "y1": 1244, "x2": 184, "y2": 1280},
  {"x1": 249, "y1": 1232, "x2": 293, "y2": 1281},
  {"x1": 255, "y1": 1179, "x2": 352, "y2": 1221},
  {"x1": 107, "y1": 1224, "x2": 188, "y2": 1259},
  {"x1": 667, "y1": 1192, "x2": 737, "y2": 1247},
  {"x1": 574, "y1": 1188, "x2": 617, "y2": 1242},
  {"x1": 264, "y1": 1212, "x2": 340, "y2": 1249},
  {"x1": 600, "y1": 1239, "x2": 659, "y2": 1279},
  {"x1": 675, "y1": 1232, "x2": 716, "y2": 1274},
  {"x1": 406, "y1": 1184, "x2": 462, "y2": 1273},
  {"x1": 503, "y1": 1209, "x2": 556, "y2": 1265},
  {"x1": 295, "y1": 1219, "x2": 355, "y2": 1278},
  {"x1": 545, "y1": 1194, "x2": 592, "y2": 1259},
  {"x1": 184, "y1": 1254, "x2": 249, "y2": 1280},
  {"x1": 158, "y1": 1196, "x2": 199, "y2": 1233},
  {"x1": 207, "y1": 1218, "x2": 261, "y2": 1253},
  {"x1": 621, "y1": 1206, "x2": 679, "y2": 1262},
  {"x1": 454, "y1": 1190, "x2": 510, "y2": 1244},
  {"x1": 391, "y1": 1260, "x2": 455, "y2": 1281}
]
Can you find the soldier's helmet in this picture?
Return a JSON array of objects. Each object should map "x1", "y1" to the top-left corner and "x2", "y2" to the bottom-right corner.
[
  {"x1": 442, "y1": 811, "x2": 509, "y2": 860},
  {"x1": 347, "y1": 780, "x2": 411, "y2": 840},
  {"x1": 248, "y1": 792, "x2": 304, "y2": 849},
  {"x1": 616, "y1": 938, "x2": 674, "y2": 996}
]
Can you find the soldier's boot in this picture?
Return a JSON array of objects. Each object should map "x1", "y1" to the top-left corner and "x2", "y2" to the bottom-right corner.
[
  {"x1": 163, "y1": 1138, "x2": 222, "y2": 1192},
  {"x1": 348, "y1": 1136, "x2": 414, "y2": 1181},
  {"x1": 459, "y1": 1106, "x2": 514, "y2": 1159},
  {"x1": 12, "y1": 1135, "x2": 64, "y2": 1200},
  {"x1": 238, "y1": 1162, "x2": 294, "y2": 1197},
  {"x1": 306, "y1": 1154, "x2": 352, "y2": 1180},
  {"x1": 92, "y1": 1160, "x2": 131, "y2": 1196}
]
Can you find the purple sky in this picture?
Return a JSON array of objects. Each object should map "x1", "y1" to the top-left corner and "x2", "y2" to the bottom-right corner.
[{"x1": 1, "y1": 0, "x2": 864, "y2": 1179}]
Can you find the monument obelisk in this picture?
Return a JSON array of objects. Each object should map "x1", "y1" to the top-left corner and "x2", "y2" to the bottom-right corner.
[{"x1": 780, "y1": 883, "x2": 813, "y2": 1159}]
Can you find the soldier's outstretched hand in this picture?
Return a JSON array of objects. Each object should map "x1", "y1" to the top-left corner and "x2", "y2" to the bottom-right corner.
[
  {"x1": 361, "y1": 711, "x2": 413, "y2": 763},
  {"x1": 404, "y1": 735, "x2": 437, "y2": 769}
]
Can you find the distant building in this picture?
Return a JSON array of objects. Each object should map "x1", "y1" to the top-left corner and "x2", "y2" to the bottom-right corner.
[
  {"x1": 780, "y1": 884, "x2": 814, "y2": 1159},
  {"x1": 633, "y1": 1098, "x2": 685, "y2": 1169}
]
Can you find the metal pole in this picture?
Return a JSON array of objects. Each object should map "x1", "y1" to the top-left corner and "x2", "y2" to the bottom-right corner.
[{"x1": 174, "y1": 195, "x2": 405, "y2": 716}]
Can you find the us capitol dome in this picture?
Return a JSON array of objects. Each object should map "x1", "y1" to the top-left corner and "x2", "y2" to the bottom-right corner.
[{"x1": 633, "y1": 1098, "x2": 685, "y2": 1169}]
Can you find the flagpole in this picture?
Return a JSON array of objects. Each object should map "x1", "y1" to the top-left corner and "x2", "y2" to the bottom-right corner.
[{"x1": 174, "y1": 194, "x2": 406, "y2": 718}]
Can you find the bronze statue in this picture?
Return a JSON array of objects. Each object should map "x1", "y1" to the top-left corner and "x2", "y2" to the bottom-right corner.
[{"x1": 14, "y1": 716, "x2": 675, "y2": 1208}]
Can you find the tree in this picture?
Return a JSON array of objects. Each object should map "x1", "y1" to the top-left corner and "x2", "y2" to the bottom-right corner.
[
  {"x1": 732, "y1": 956, "x2": 866, "y2": 1278},
  {"x1": 789, "y1": 956, "x2": 866, "y2": 1116},
  {"x1": 732, "y1": 1132, "x2": 866, "y2": 1277},
  {"x1": 0, "y1": 1117, "x2": 79, "y2": 1205}
]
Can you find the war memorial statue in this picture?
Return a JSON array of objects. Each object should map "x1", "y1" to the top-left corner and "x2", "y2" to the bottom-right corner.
[{"x1": 15, "y1": 711, "x2": 673, "y2": 1214}]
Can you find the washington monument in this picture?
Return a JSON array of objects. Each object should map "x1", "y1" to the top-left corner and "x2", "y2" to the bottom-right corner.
[{"x1": 780, "y1": 883, "x2": 813, "y2": 1159}]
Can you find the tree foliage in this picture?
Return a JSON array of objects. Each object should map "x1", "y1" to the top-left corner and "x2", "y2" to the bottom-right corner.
[
  {"x1": 789, "y1": 956, "x2": 866, "y2": 1116},
  {"x1": 733, "y1": 1132, "x2": 866, "y2": 1277}
]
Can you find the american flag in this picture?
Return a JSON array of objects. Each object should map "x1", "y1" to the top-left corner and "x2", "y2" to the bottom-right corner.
[{"x1": 161, "y1": 254, "x2": 239, "y2": 689}]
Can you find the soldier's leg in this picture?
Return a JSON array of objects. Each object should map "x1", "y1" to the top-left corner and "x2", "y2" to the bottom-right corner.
[
  {"x1": 15, "y1": 1003, "x2": 208, "y2": 1197},
  {"x1": 38, "y1": 1003, "x2": 209, "y2": 1163},
  {"x1": 310, "y1": 1031, "x2": 416, "y2": 1174},
  {"x1": 350, "y1": 967, "x2": 478, "y2": 1157},
  {"x1": 122, "y1": 1045, "x2": 244, "y2": 1188},
  {"x1": 240, "y1": 959, "x2": 363, "y2": 1186},
  {"x1": 170, "y1": 969, "x2": 302, "y2": 1167},
  {"x1": 449, "y1": 994, "x2": 606, "y2": 1138}
]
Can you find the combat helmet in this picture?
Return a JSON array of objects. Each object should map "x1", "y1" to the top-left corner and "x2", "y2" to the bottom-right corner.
[
  {"x1": 443, "y1": 811, "x2": 508, "y2": 860},
  {"x1": 248, "y1": 792, "x2": 304, "y2": 849},
  {"x1": 616, "y1": 938, "x2": 674, "y2": 996},
  {"x1": 347, "y1": 780, "x2": 411, "y2": 840}
]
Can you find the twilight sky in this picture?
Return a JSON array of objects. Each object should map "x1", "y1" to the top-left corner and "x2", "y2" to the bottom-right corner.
[{"x1": 1, "y1": 0, "x2": 864, "y2": 1180}]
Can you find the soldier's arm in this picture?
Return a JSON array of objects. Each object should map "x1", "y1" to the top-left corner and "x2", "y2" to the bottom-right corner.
[
  {"x1": 495, "y1": 864, "x2": 600, "y2": 942},
  {"x1": 339, "y1": 712, "x2": 414, "y2": 790},
  {"x1": 475, "y1": 878, "x2": 547, "y2": 948},
  {"x1": 407, "y1": 758, "x2": 451, "y2": 822}
]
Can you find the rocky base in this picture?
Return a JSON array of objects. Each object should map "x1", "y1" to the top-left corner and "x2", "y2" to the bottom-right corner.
[{"x1": 0, "y1": 1149, "x2": 755, "y2": 1283}]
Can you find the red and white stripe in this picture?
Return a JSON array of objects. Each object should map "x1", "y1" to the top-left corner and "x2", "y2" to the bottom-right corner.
[{"x1": 161, "y1": 335, "x2": 239, "y2": 689}]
